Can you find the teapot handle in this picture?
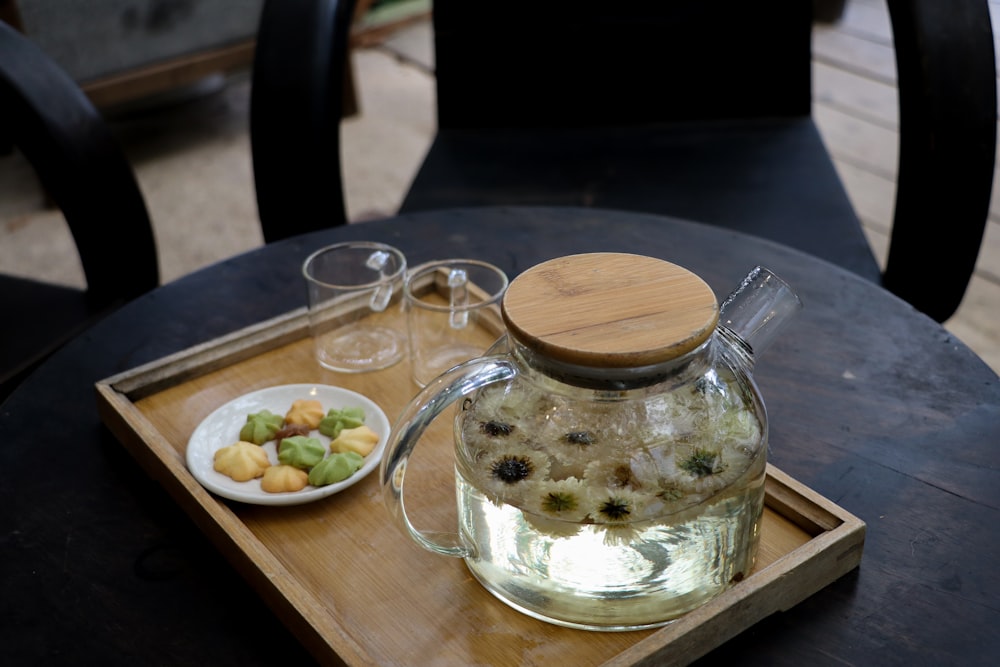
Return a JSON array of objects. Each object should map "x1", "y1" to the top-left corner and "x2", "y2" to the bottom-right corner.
[{"x1": 379, "y1": 356, "x2": 517, "y2": 557}]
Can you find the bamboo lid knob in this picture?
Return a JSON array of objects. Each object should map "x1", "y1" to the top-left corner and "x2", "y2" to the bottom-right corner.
[{"x1": 501, "y1": 253, "x2": 719, "y2": 368}]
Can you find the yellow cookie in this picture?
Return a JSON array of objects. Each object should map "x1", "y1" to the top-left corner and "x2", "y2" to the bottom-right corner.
[
  {"x1": 329, "y1": 424, "x2": 379, "y2": 457},
  {"x1": 214, "y1": 441, "x2": 270, "y2": 482}
]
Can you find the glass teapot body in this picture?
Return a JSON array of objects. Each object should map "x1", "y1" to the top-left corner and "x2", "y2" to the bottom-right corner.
[
  {"x1": 381, "y1": 254, "x2": 800, "y2": 631},
  {"x1": 453, "y1": 332, "x2": 765, "y2": 630}
]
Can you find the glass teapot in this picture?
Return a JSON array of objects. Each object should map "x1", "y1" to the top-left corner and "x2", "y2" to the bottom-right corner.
[{"x1": 380, "y1": 253, "x2": 801, "y2": 631}]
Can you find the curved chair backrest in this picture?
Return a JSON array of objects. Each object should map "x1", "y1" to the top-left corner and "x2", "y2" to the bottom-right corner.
[
  {"x1": 247, "y1": 0, "x2": 996, "y2": 324},
  {"x1": 0, "y1": 20, "x2": 158, "y2": 400},
  {"x1": 432, "y1": 0, "x2": 812, "y2": 129},
  {"x1": 0, "y1": 20, "x2": 158, "y2": 309},
  {"x1": 882, "y1": 0, "x2": 996, "y2": 322},
  {"x1": 250, "y1": 0, "x2": 354, "y2": 244}
]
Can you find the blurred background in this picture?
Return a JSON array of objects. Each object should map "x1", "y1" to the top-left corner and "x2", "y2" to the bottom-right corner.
[{"x1": 1, "y1": 0, "x2": 997, "y2": 372}]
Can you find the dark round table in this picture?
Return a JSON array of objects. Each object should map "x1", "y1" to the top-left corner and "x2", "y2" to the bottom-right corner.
[{"x1": 2, "y1": 207, "x2": 997, "y2": 665}]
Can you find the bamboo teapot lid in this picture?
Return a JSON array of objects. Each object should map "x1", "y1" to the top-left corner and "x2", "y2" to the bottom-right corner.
[{"x1": 501, "y1": 253, "x2": 719, "y2": 369}]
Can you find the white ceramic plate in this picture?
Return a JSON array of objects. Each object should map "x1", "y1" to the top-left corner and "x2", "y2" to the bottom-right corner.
[{"x1": 186, "y1": 384, "x2": 391, "y2": 506}]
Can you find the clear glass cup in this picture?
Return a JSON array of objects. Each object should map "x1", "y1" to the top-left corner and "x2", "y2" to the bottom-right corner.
[
  {"x1": 404, "y1": 259, "x2": 508, "y2": 387},
  {"x1": 302, "y1": 241, "x2": 407, "y2": 372}
]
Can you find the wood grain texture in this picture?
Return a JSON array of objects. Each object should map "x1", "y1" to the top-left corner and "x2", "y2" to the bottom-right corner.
[
  {"x1": 502, "y1": 254, "x2": 719, "y2": 367},
  {"x1": 96, "y1": 304, "x2": 864, "y2": 667},
  {"x1": 5, "y1": 207, "x2": 996, "y2": 665}
]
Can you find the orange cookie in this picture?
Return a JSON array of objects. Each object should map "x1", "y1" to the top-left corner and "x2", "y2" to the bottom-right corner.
[
  {"x1": 285, "y1": 399, "x2": 324, "y2": 430},
  {"x1": 260, "y1": 464, "x2": 310, "y2": 493}
]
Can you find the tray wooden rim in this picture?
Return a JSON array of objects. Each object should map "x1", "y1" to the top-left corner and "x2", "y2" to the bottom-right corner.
[{"x1": 95, "y1": 308, "x2": 866, "y2": 667}]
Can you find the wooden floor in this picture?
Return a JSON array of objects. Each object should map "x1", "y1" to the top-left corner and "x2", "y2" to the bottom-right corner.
[{"x1": 811, "y1": 0, "x2": 1000, "y2": 372}]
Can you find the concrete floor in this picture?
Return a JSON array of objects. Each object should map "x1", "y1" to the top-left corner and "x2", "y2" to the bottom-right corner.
[
  {"x1": 0, "y1": 23, "x2": 435, "y2": 287},
  {"x1": 2, "y1": 16, "x2": 998, "y2": 374}
]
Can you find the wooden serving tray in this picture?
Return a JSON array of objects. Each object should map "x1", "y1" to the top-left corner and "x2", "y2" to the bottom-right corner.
[{"x1": 96, "y1": 298, "x2": 866, "y2": 667}]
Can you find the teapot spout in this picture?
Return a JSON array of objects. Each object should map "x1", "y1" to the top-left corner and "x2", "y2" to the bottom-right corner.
[{"x1": 719, "y1": 266, "x2": 802, "y2": 358}]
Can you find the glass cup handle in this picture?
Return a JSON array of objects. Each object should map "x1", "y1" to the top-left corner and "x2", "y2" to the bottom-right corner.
[
  {"x1": 380, "y1": 356, "x2": 517, "y2": 558},
  {"x1": 447, "y1": 267, "x2": 470, "y2": 329},
  {"x1": 369, "y1": 284, "x2": 393, "y2": 312},
  {"x1": 367, "y1": 250, "x2": 393, "y2": 312}
]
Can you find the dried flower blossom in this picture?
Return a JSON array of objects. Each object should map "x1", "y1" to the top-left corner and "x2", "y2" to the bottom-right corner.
[
  {"x1": 523, "y1": 478, "x2": 589, "y2": 535},
  {"x1": 532, "y1": 478, "x2": 587, "y2": 516},
  {"x1": 474, "y1": 445, "x2": 550, "y2": 506},
  {"x1": 584, "y1": 458, "x2": 643, "y2": 492},
  {"x1": 592, "y1": 488, "x2": 644, "y2": 523},
  {"x1": 657, "y1": 484, "x2": 685, "y2": 502},
  {"x1": 563, "y1": 430, "x2": 595, "y2": 446},
  {"x1": 679, "y1": 448, "x2": 725, "y2": 478},
  {"x1": 491, "y1": 454, "x2": 534, "y2": 483},
  {"x1": 598, "y1": 495, "x2": 633, "y2": 522},
  {"x1": 480, "y1": 420, "x2": 514, "y2": 437}
]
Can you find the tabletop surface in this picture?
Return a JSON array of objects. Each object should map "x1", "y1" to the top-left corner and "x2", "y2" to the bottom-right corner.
[{"x1": 2, "y1": 206, "x2": 997, "y2": 666}]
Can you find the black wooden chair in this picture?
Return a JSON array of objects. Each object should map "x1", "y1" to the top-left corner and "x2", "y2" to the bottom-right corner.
[
  {"x1": 0, "y1": 20, "x2": 159, "y2": 403},
  {"x1": 250, "y1": 0, "x2": 355, "y2": 245},
  {"x1": 250, "y1": 0, "x2": 995, "y2": 324}
]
